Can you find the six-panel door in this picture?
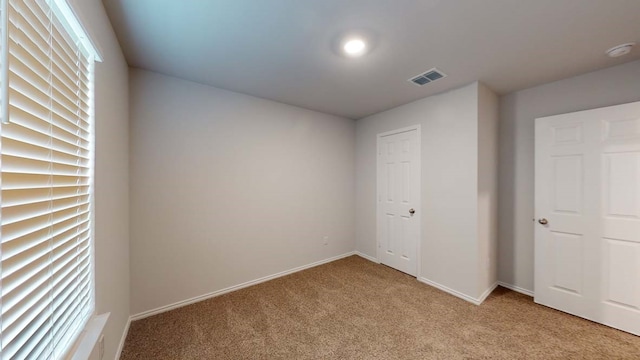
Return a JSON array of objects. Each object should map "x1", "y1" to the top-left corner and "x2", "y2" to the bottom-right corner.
[
  {"x1": 535, "y1": 101, "x2": 640, "y2": 336},
  {"x1": 377, "y1": 127, "x2": 420, "y2": 276}
]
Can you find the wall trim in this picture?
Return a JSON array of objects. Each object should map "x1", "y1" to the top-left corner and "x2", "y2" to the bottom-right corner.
[
  {"x1": 356, "y1": 252, "x2": 498, "y2": 304},
  {"x1": 115, "y1": 316, "x2": 131, "y2": 360},
  {"x1": 477, "y1": 282, "x2": 499, "y2": 304},
  {"x1": 497, "y1": 281, "x2": 534, "y2": 297},
  {"x1": 355, "y1": 251, "x2": 379, "y2": 263},
  {"x1": 417, "y1": 277, "x2": 497, "y2": 305},
  {"x1": 130, "y1": 251, "x2": 356, "y2": 321}
]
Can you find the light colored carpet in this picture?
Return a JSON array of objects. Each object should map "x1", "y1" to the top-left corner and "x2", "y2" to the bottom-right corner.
[{"x1": 121, "y1": 256, "x2": 640, "y2": 359}]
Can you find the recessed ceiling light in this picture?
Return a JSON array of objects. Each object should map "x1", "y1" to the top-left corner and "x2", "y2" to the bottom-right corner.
[
  {"x1": 343, "y1": 38, "x2": 367, "y2": 57},
  {"x1": 605, "y1": 43, "x2": 635, "y2": 58}
]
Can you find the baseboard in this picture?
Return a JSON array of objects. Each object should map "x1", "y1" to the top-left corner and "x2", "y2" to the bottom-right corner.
[
  {"x1": 497, "y1": 281, "x2": 534, "y2": 297},
  {"x1": 417, "y1": 277, "x2": 496, "y2": 305},
  {"x1": 130, "y1": 251, "x2": 356, "y2": 321},
  {"x1": 355, "y1": 251, "x2": 379, "y2": 263},
  {"x1": 115, "y1": 316, "x2": 131, "y2": 360},
  {"x1": 477, "y1": 282, "x2": 498, "y2": 304}
]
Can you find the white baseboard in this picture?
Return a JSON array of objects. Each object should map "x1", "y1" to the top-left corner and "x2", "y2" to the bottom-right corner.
[
  {"x1": 417, "y1": 277, "x2": 496, "y2": 305},
  {"x1": 477, "y1": 282, "x2": 498, "y2": 304},
  {"x1": 130, "y1": 251, "x2": 356, "y2": 321},
  {"x1": 497, "y1": 281, "x2": 534, "y2": 297},
  {"x1": 357, "y1": 252, "x2": 497, "y2": 304},
  {"x1": 355, "y1": 251, "x2": 379, "y2": 263},
  {"x1": 115, "y1": 316, "x2": 131, "y2": 360}
]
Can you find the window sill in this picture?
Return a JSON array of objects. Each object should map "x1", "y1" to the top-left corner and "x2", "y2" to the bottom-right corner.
[{"x1": 68, "y1": 312, "x2": 110, "y2": 360}]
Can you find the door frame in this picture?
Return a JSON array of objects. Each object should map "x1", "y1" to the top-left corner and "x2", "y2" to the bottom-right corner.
[{"x1": 376, "y1": 124, "x2": 422, "y2": 277}]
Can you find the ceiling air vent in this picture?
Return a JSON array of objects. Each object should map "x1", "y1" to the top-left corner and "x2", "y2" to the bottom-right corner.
[{"x1": 409, "y1": 68, "x2": 447, "y2": 86}]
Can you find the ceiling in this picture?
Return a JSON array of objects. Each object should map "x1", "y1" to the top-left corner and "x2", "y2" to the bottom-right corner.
[{"x1": 102, "y1": 0, "x2": 640, "y2": 119}]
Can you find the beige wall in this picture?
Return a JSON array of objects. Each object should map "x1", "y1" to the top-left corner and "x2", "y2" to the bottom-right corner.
[
  {"x1": 128, "y1": 69, "x2": 356, "y2": 315},
  {"x1": 477, "y1": 83, "x2": 499, "y2": 295},
  {"x1": 71, "y1": 1, "x2": 130, "y2": 359},
  {"x1": 498, "y1": 59, "x2": 640, "y2": 293},
  {"x1": 356, "y1": 83, "x2": 485, "y2": 299},
  {"x1": 48, "y1": 5, "x2": 640, "y2": 353}
]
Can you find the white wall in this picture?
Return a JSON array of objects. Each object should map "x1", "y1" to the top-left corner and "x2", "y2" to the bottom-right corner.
[
  {"x1": 498, "y1": 59, "x2": 640, "y2": 293},
  {"x1": 129, "y1": 69, "x2": 355, "y2": 315},
  {"x1": 356, "y1": 83, "x2": 483, "y2": 298},
  {"x1": 477, "y1": 83, "x2": 499, "y2": 295},
  {"x1": 71, "y1": 1, "x2": 130, "y2": 359}
]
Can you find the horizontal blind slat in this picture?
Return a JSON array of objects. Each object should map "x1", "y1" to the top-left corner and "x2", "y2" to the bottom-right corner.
[
  {"x1": 1, "y1": 302, "x2": 52, "y2": 359},
  {"x1": 50, "y1": 20, "x2": 81, "y2": 65},
  {"x1": 51, "y1": 83, "x2": 89, "y2": 121},
  {"x1": 8, "y1": 2, "x2": 51, "y2": 57},
  {"x1": 2, "y1": 206, "x2": 90, "y2": 244},
  {"x1": 53, "y1": 287, "x2": 90, "y2": 357},
  {"x1": 53, "y1": 282, "x2": 90, "y2": 346},
  {"x1": 0, "y1": 224, "x2": 50, "y2": 262},
  {"x1": 8, "y1": 88, "x2": 50, "y2": 127},
  {"x1": 2, "y1": 185, "x2": 90, "y2": 207},
  {"x1": 1, "y1": 238, "x2": 50, "y2": 281},
  {"x1": 1, "y1": 273, "x2": 50, "y2": 334},
  {"x1": 7, "y1": 33, "x2": 50, "y2": 82},
  {"x1": 2, "y1": 153, "x2": 89, "y2": 174},
  {"x1": 2, "y1": 194, "x2": 89, "y2": 226},
  {"x1": 51, "y1": 105, "x2": 91, "y2": 136},
  {"x1": 0, "y1": 250, "x2": 50, "y2": 300},
  {"x1": 16, "y1": 315, "x2": 53, "y2": 360},
  {"x1": 51, "y1": 61, "x2": 80, "y2": 99},
  {"x1": 8, "y1": 50, "x2": 50, "y2": 97},
  {"x1": 2, "y1": 136, "x2": 90, "y2": 165},
  {"x1": 2, "y1": 216, "x2": 90, "y2": 261},
  {"x1": 1, "y1": 172, "x2": 89, "y2": 190},
  {"x1": 7, "y1": 96, "x2": 91, "y2": 144},
  {"x1": 2, "y1": 198, "x2": 90, "y2": 226},
  {"x1": 1, "y1": 256, "x2": 50, "y2": 316}
]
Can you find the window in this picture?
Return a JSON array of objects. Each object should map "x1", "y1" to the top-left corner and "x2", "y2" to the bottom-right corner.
[{"x1": 0, "y1": 0, "x2": 100, "y2": 358}]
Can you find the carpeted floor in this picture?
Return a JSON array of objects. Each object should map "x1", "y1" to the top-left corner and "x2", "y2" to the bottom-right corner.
[{"x1": 121, "y1": 256, "x2": 640, "y2": 359}]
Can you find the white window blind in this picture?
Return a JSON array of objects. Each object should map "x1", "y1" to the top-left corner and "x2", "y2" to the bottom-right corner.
[{"x1": 0, "y1": 0, "x2": 99, "y2": 358}]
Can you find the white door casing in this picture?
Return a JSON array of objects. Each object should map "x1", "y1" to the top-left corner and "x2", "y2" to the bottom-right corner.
[
  {"x1": 535, "y1": 101, "x2": 640, "y2": 336},
  {"x1": 377, "y1": 126, "x2": 421, "y2": 276}
]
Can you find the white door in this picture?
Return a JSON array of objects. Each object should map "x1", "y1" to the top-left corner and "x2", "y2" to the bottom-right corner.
[
  {"x1": 535, "y1": 101, "x2": 640, "y2": 336},
  {"x1": 377, "y1": 126, "x2": 420, "y2": 276}
]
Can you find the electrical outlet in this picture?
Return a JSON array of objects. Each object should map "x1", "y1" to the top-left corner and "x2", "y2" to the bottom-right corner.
[
  {"x1": 323, "y1": 236, "x2": 329, "y2": 245},
  {"x1": 98, "y1": 335, "x2": 105, "y2": 359}
]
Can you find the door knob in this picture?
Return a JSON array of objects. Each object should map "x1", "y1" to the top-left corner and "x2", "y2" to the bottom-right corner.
[
  {"x1": 538, "y1": 218, "x2": 548, "y2": 225},
  {"x1": 409, "y1": 208, "x2": 415, "y2": 216}
]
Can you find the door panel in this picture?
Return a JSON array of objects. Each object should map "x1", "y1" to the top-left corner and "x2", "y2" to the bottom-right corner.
[
  {"x1": 603, "y1": 239, "x2": 639, "y2": 309},
  {"x1": 550, "y1": 231, "x2": 583, "y2": 295},
  {"x1": 552, "y1": 155, "x2": 583, "y2": 214},
  {"x1": 377, "y1": 127, "x2": 420, "y2": 276},
  {"x1": 603, "y1": 118, "x2": 640, "y2": 140},
  {"x1": 535, "y1": 101, "x2": 640, "y2": 336},
  {"x1": 603, "y1": 152, "x2": 640, "y2": 218}
]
